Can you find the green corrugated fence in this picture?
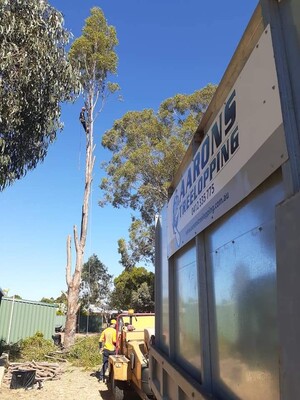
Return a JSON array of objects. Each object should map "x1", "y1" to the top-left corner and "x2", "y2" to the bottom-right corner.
[{"x1": 0, "y1": 297, "x2": 57, "y2": 343}]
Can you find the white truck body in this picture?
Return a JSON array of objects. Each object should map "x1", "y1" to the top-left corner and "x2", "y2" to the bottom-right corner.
[{"x1": 151, "y1": 1, "x2": 300, "y2": 399}]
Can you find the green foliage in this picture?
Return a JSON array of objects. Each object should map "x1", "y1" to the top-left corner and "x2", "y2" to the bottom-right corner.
[
  {"x1": 131, "y1": 282, "x2": 154, "y2": 313},
  {"x1": 66, "y1": 335, "x2": 102, "y2": 369},
  {"x1": 54, "y1": 292, "x2": 68, "y2": 305},
  {"x1": 128, "y1": 219, "x2": 155, "y2": 265},
  {"x1": 19, "y1": 332, "x2": 56, "y2": 362},
  {"x1": 101, "y1": 108, "x2": 171, "y2": 216},
  {"x1": 118, "y1": 220, "x2": 155, "y2": 266},
  {"x1": 5, "y1": 294, "x2": 22, "y2": 299},
  {"x1": 40, "y1": 297, "x2": 56, "y2": 304},
  {"x1": 2, "y1": 333, "x2": 101, "y2": 369},
  {"x1": 40, "y1": 292, "x2": 67, "y2": 315},
  {"x1": 40, "y1": 293, "x2": 67, "y2": 305},
  {"x1": 110, "y1": 267, "x2": 154, "y2": 312},
  {"x1": 69, "y1": 7, "x2": 119, "y2": 100},
  {"x1": 80, "y1": 254, "x2": 113, "y2": 310},
  {"x1": 101, "y1": 84, "x2": 216, "y2": 216},
  {"x1": 118, "y1": 238, "x2": 135, "y2": 270},
  {"x1": 0, "y1": 0, "x2": 80, "y2": 190},
  {"x1": 100, "y1": 84, "x2": 217, "y2": 263}
]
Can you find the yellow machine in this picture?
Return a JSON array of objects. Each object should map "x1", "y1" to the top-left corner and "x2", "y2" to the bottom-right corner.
[{"x1": 108, "y1": 310, "x2": 155, "y2": 400}]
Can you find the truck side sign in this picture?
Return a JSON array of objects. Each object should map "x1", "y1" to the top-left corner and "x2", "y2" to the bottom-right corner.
[{"x1": 168, "y1": 26, "x2": 288, "y2": 257}]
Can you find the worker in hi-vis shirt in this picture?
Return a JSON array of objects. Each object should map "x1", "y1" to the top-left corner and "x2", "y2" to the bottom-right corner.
[{"x1": 98, "y1": 319, "x2": 117, "y2": 381}]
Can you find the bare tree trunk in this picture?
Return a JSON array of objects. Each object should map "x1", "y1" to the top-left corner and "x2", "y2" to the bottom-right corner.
[{"x1": 64, "y1": 98, "x2": 95, "y2": 349}]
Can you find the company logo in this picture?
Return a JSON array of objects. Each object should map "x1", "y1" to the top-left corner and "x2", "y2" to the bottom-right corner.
[{"x1": 174, "y1": 90, "x2": 238, "y2": 224}]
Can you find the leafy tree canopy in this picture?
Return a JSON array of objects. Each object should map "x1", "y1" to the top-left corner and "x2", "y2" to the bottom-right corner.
[
  {"x1": 131, "y1": 282, "x2": 154, "y2": 313},
  {"x1": 0, "y1": 0, "x2": 80, "y2": 190},
  {"x1": 69, "y1": 7, "x2": 119, "y2": 110},
  {"x1": 101, "y1": 84, "x2": 217, "y2": 262},
  {"x1": 118, "y1": 219, "x2": 155, "y2": 267},
  {"x1": 40, "y1": 292, "x2": 67, "y2": 305},
  {"x1": 40, "y1": 297, "x2": 56, "y2": 304},
  {"x1": 80, "y1": 254, "x2": 113, "y2": 310},
  {"x1": 110, "y1": 266, "x2": 154, "y2": 312},
  {"x1": 117, "y1": 237, "x2": 136, "y2": 271}
]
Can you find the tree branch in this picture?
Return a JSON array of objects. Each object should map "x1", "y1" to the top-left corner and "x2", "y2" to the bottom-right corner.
[
  {"x1": 73, "y1": 225, "x2": 79, "y2": 254},
  {"x1": 66, "y1": 235, "x2": 72, "y2": 286}
]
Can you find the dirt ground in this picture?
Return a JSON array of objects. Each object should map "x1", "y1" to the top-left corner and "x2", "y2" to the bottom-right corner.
[{"x1": 0, "y1": 362, "x2": 113, "y2": 400}]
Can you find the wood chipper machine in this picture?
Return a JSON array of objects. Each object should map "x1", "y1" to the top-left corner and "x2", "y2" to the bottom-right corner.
[{"x1": 108, "y1": 310, "x2": 155, "y2": 400}]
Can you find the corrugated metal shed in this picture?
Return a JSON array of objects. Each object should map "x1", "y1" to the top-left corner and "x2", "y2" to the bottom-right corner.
[{"x1": 0, "y1": 297, "x2": 57, "y2": 343}]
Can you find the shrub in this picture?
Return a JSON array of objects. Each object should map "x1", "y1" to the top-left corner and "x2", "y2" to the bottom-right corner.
[
  {"x1": 2, "y1": 332, "x2": 101, "y2": 369},
  {"x1": 66, "y1": 335, "x2": 102, "y2": 369},
  {"x1": 19, "y1": 331, "x2": 56, "y2": 362}
]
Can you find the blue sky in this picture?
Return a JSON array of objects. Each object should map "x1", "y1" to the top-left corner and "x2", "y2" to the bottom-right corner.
[{"x1": 0, "y1": 0, "x2": 257, "y2": 301}]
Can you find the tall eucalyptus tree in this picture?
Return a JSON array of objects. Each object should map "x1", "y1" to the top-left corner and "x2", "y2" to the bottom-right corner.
[{"x1": 64, "y1": 7, "x2": 119, "y2": 348}]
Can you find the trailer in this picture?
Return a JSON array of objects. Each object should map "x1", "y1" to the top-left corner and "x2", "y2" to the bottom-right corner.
[{"x1": 151, "y1": 1, "x2": 300, "y2": 400}]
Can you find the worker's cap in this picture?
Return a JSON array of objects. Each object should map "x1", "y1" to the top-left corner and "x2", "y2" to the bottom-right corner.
[
  {"x1": 82, "y1": 106, "x2": 86, "y2": 110},
  {"x1": 110, "y1": 319, "x2": 117, "y2": 324}
]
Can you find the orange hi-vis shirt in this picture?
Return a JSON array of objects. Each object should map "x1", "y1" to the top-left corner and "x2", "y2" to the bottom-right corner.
[{"x1": 99, "y1": 327, "x2": 116, "y2": 351}]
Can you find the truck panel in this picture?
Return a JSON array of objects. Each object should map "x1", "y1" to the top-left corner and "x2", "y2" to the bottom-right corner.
[
  {"x1": 152, "y1": 1, "x2": 300, "y2": 399},
  {"x1": 150, "y1": 346, "x2": 213, "y2": 400}
]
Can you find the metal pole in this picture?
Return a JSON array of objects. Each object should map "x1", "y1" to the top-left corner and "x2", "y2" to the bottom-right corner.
[{"x1": 7, "y1": 295, "x2": 15, "y2": 344}]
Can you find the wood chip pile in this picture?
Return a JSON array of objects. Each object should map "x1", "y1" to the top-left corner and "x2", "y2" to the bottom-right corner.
[{"x1": 3, "y1": 361, "x2": 63, "y2": 387}]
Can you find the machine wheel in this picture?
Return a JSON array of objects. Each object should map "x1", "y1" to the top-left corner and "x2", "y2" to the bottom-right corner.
[{"x1": 108, "y1": 369, "x2": 126, "y2": 400}]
